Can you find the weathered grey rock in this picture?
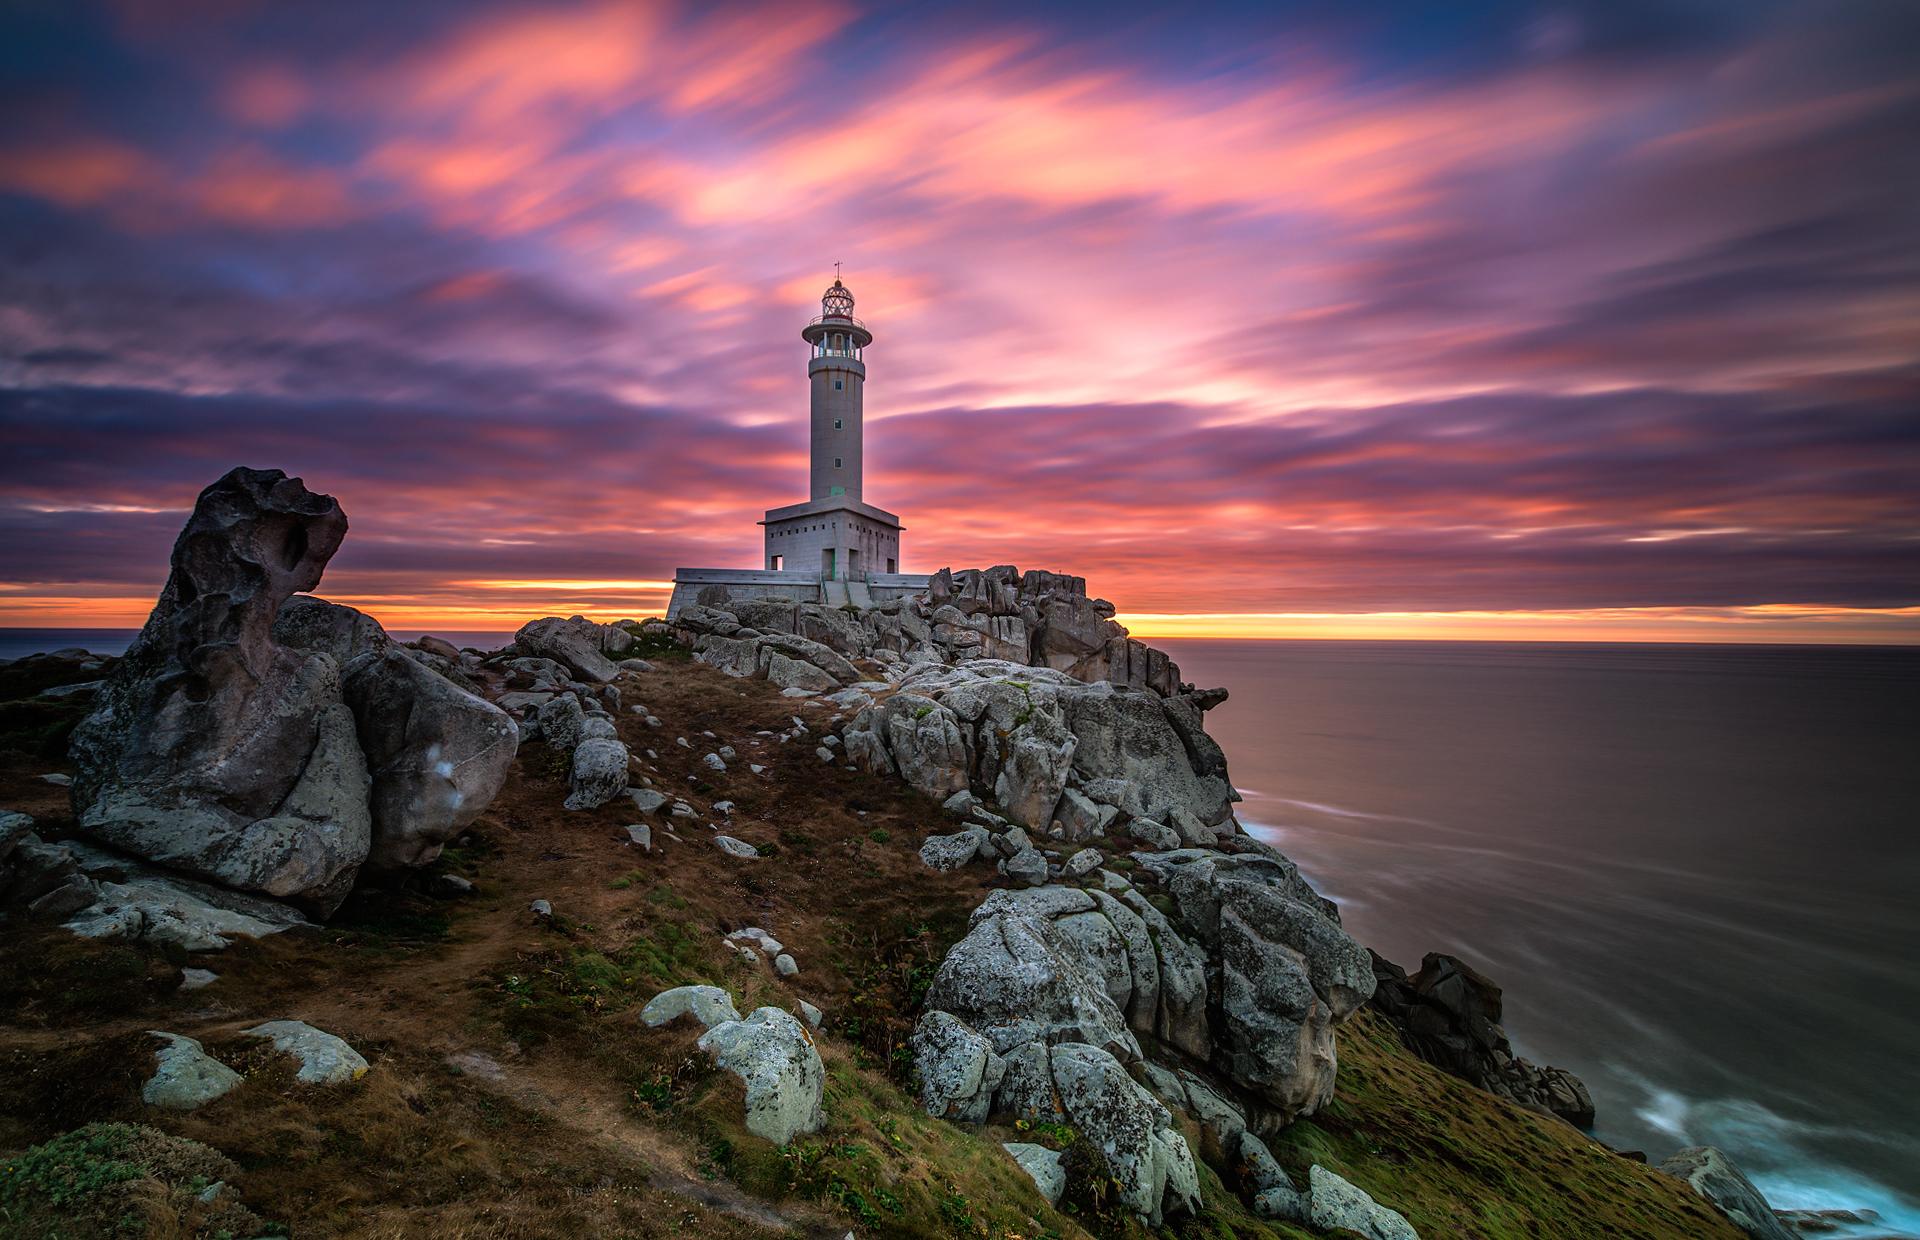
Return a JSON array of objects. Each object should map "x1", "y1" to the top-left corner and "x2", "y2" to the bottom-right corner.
[
  {"x1": 697, "y1": 1007, "x2": 825, "y2": 1146},
  {"x1": 245, "y1": 1020, "x2": 368, "y2": 1085},
  {"x1": 1657, "y1": 1147, "x2": 1795, "y2": 1240},
  {"x1": 66, "y1": 470, "x2": 371, "y2": 916},
  {"x1": 1062, "y1": 848, "x2": 1103, "y2": 879},
  {"x1": 514, "y1": 616, "x2": 621, "y2": 682},
  {"x1": 629, "y1": 787, "x2": 669, "y2": 815},
  {"x1": 179, "y1": 968, "x2": 219, "y2": 990},
  {"x1": 909, "y1": 1010, "x2": 1006, "y2": 1124},
  {"x1": 143, "y1": 1032, "x2": 243, "y2": 1110},
  {"x1": 427, "y1": 872, "x2": 474, "y2": 897},
  {"x1": 624, "y1": 823, "x2": 652, "y2": 850},
  {"x1": 774, "y1": 953, "x2": 799, "y2": 977},
  {"x1": 274, "y1": 596, "x2": 516, "y2": 869},
  {"x1": 766, "y1": 652, "x2": 839, "y2": 694},
  {"x1": 534, "y1": 694, "x2": 586, "y2": 753},
  {"x1": 1003, "y1": 1142, "x2": 1067, "y2": 1206},
  {"x1": 565, "y1": 736, "x2": 629, "y2": 810},
  {"x1": 1001, "y1": 1042, "x2": 1199, "y2": 1225},
  {"x1": 1138, "y1": 850, "x2": 1373, "y2": 1127},
  {"x1": 993, "y1": 712, "x2": 1076, "y2": 830},
  {"x1": 642, "y1": 985, "x2": 741, "y2": 1029},
  {"x1": 1307, "y1": 1165, "x2": 1418, "y2": 1240},
  {"x1": 714, "y1": 835, "x2": 760, "y2": 859},
  {"x1": 1054, "y1": 787, "x2": 1117, "y2": 840},
  {"x1": 56, "y1": 844, "x2": 311, "y2": 951},
  {"x1": 923, "y1": 910, "x2": 1137, "y2": 1061},
  {"x1": 919, "y1": 827, "x2": 989, "y2": 873},
  {"x1": 1003, "y1": 846, "x2": 1048, "y2": 886},
  {"x1": 797, "y1": 1000, "x2": 823, "y2": 1029},
  {"x1": 874, "y1": 694, "x2": 971, "y2": 800}
]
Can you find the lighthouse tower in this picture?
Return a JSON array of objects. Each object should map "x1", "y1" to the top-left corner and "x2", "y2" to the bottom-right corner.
[
  {"x1": 666, "y1": 273, "x2": 924, "y2": 619},
  {"x1": 757, "y1": 277, "x2": 904, "y2": 599},
  {"x1": 802, "y1": 279, "x2": 872, "y2": 501}
]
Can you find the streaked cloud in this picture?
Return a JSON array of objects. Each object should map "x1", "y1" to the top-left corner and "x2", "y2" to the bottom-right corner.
[{"x1": 0, "y1": 0, "x2": 1915, "y2": 641}]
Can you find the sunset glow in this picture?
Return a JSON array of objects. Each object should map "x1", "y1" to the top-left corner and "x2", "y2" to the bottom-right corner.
[{"x1": 2, "y1": 3, "x2": 1916, "y2": 642}]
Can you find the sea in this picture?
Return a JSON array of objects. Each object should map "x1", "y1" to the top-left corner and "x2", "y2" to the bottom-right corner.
[{"x1": 8, "y1": 628, "x2": 1918, "y2": 1232}]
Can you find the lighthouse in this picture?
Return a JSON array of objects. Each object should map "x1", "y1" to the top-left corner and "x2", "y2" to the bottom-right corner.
[{"x1": 667, "y1": 273, "x2": 925, "y2": 619}]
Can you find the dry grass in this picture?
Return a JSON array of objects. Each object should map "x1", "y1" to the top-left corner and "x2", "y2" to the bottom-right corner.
[{"x1": 0, "y1": 655, "x2": 1743, "y2": 1239}]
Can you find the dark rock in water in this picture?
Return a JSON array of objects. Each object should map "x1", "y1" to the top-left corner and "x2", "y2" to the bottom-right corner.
[
  {"x1": 1367, "y1": 949, "x2": 1596, "y2": 1128},
  {"x1": 274, "y1": 596, "x2": 517, "y2": 870},
  {"x1": 68, "y1": 467, "x2": 369, "y2": 916},
  {"x1": 1658, "y1": 1145, "x2": 1796, "y2": 1240}
]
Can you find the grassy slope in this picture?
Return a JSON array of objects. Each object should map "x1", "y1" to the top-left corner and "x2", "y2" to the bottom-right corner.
[{"x1": 0, "y1": 652, "x2": 1739, "y2": 1240}]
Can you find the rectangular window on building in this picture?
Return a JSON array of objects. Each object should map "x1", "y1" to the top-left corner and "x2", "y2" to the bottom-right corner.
[
  {"x1": 834, "y1": 380, "x2": 843, "y2": 390},
  {"x1": 834, "y1": 458, "x2": 842, "y2": 467},
  {"x1": 834, "y1": 418, "x2": 842, "y2": 429},
  {"x1": 771, "y1": 554, "x2": 783, "y2": 571}
]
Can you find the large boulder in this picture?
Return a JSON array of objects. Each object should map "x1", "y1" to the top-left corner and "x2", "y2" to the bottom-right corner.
[
  {"x1": 68, "y1": 468, "x2": 369, "y2": 915},
  {"x1": 514, "y1": 616, "x2": 621, "y2": 683},
  {"x1": 273, "y1": 597, "x2": 516, "y2": 869},
  {"x1": 1136, "y1": 850, "x2": 1373, "y2": 1128},
  {"x1": 923, "y1": 899, "x2": 1137, "y2": 1061},
  {"x1": 1657, "y1": 1147, "x2": 1795, "y2": 1240},
  {"x1": 697, "y1": 1007, "x2": 826, "y2": 1146}
]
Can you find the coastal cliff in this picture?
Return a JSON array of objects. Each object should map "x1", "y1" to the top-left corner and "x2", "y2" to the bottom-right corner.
[{"x1": 0, "y1": 472, "x2": 1783, "y2": 1239}]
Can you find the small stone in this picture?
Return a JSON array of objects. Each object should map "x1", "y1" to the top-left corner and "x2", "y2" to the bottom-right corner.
[
  {"x1": 1003, "y1": 847, "x2": 1048, "y2": 887},
  {"x1": 816, "y1": 746, "x2": 836, "y2": 762},
  {"x1": 749, "y1": 763, "x2": 767, "y2": 775},
  {"x1": 703, "y1": 752, "x2": 727, "y2": 772},
  {"x1": 711, "y1": 800, "x2": 734, "y2": 816},
  {"x1": 143, "y1": 1032, "x2": 242, "y2": 1110},
  {"x1": 630, "y1": 788, "x2": 669, "y2": 814},
  {"x1": 642, "y1": 985, "x2": 741, "y2": 1029},
  {"x1": 676, "y1": 736, "x2": 691, "y2": 749},
  {"x1": 714, "y1": 835, "x2": 760, "y2": 859},
  {"x1": 798, "y1": 1000, "x2": 824, "y2": 1029},
  {"x1": 39, "y1": 772, "x2": 73, "y2": 786},
  {"x1": 244, "y1": 1020, "x2": 369, "y2": 1086},
  {"x1": 1062, "y1": 849, "x2": 1104, "y2": 879},
  {"x1": 530, "y1": 898, "x2": 553, "y2": 918},
  {"x1": 774, "y1": 953, "x2": 799, "y2": 977},
  {"x1": 179, "y1": 968, "x2": 219, "y2": 990},
  {"x1": 670, "y1": 801, "x2": 697, "y2": 818},
  {"x1": 428, "y1": 873, "x2": 475, "y2": 898},
  {"x1": 625, "y1": 823, "x2": 653, "y2": 850},
  {"x1": 719, "y1": 745, "x2": 737, "y2": 760}
]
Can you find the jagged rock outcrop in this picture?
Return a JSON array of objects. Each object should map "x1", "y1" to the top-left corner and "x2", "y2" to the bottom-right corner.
[
  {"x1": 1306, "y1": 1165, "x2": 1420, "y2": 1240},
  {"x1": 63, "y1": 468, "x2": 515, "y2": 921},
  {"x1": 667, "y1": 565, "x2": 1215, "y2": 704},
  {"x1": 68, "y1": 468, "x2": 368, "y2": 915},
  {"x1": 843, "y1": 660, "x2": 1238, "y2": 836},
  {"x1": 1367, "y1": 951, "x2": 1595, "y2": 1128}
]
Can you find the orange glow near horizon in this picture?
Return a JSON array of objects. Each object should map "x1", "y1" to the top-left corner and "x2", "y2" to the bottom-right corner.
[{"x1": 4, "y1": 585, "x2": 1916, "y2": 646}]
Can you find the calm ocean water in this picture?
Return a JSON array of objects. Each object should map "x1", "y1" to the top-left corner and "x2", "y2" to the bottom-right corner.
[
  {"x1": 9, "y1": 628, "x2": 1917, "y2": 1229},
  {"x1": 1157, "y1": 638, "x2": 1920, "y2": 1235}
]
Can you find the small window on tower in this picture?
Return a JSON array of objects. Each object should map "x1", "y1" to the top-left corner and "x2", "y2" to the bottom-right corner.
[
  {"x1": 835, "y1": 458, "x2": 842, "y2": 468},
  {"x1": 834, "y1": 380, "x2": 843, "y2": 390},
  {"x1": 834, "y1": 418, "x2": 842, "y2": 429}
]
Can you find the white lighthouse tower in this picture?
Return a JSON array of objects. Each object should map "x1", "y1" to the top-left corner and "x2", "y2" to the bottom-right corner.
[{"x1": 666, "y1": 274, "x2": 925, "y2": 618}]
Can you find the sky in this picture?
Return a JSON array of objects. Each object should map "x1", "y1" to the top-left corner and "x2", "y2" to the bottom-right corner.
[{"x1": 1, "y1": 0, "x2": 1916, "y2": 642}]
